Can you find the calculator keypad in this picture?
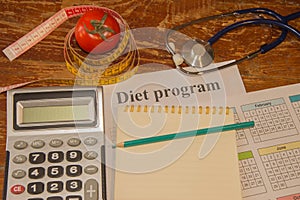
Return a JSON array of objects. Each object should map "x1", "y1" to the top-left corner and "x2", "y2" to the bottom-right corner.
[
  {"x1": 30, "y1": 152, "x2": 46, "y2": 164},
  {"x1": 28, "y1": 167, "x2": 45, "y2": 179},
  {"x1": 31, "y1": 140, "x2": 45, "y2": 149},
  {"x1": 7, "y1": 133, "x2": 103, "y2": 200},
  {"x1": 66, "y1": 150, "x2": 82, "y2": 162},
  {"x1": 48, "y1": 166, "x2": 64, "y2": 178},
  {"x1": 12, "y1": 169, "x2": 26, "y2": 179}
]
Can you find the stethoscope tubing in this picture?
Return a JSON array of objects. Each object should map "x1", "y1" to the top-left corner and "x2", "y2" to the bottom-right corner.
[
  {"x1": 224, "y1": 8, "x2": 290, "y2": 54},
  {"x1": 208, "y1": 18, "x2": 300, "y2": 52},
  {"x1": 165, "y1": 8, "x2": 300, "y2": 74}
]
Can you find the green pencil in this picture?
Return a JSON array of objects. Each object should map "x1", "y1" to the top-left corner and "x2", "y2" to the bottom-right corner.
[{"x1": 116, "y1": 121, "x2": 254, "y2": 148}]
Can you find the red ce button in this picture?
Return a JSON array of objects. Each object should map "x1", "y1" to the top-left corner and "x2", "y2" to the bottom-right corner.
[{"x1": 10, "y1": 184, "x2": 25, "y2": 194}]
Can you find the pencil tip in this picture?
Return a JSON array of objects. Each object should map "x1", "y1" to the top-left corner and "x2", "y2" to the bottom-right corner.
[{"x1": 116, "y1": 142, "x2": 124, "y2": 148}]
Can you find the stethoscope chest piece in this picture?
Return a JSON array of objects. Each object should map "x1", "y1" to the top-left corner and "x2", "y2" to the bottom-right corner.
[
  {"x1": 181, "y1": 39, "x2": 214, "y2": 68},
  {"x1": 167, "y1": 8, "x2": 300, "y2": 75}
]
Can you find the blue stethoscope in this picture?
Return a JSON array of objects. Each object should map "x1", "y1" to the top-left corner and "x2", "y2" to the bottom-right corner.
[{"x1": 165, "y1": 8, "x2": 300, "y2": 75}]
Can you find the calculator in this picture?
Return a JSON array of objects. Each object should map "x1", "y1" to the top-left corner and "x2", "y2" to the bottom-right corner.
[{"x1": 4, "y1": 87, "x2": 106, "y2": 200}]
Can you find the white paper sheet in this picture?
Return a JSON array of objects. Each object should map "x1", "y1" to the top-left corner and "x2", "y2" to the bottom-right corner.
[{"x1": 102, "y1": 63, "x2": 246, "y2": 200}]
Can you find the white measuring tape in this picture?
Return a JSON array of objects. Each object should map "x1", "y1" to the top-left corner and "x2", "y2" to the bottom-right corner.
[
  {"x1": 3, "y1": 5, "x2": 124, "y2": 61},
  {"x1": 2, "y1": 5, "x2": 140, "y2": 92}
]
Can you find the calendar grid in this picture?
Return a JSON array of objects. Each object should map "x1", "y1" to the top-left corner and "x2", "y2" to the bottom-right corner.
[
  {"x1": 232, "y1": 107, "x2": 248, "y2": 146},
  {"x1": 241, "y1": 98, "x2": 298, "y2": 143},
  {"x1": 289, "y1": 94, "x2": 300, "y2": 122},
  {"x1": 238, "y1": 151, "x2": 267, "y2": 197},
  {"x1": 258, "y1": 141, "x2": 300, "y2": 191}
]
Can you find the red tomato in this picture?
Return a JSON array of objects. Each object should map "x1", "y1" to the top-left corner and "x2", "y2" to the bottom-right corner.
[{"x1": 75, "y1": 9, "x2": 121, "y2": 54}]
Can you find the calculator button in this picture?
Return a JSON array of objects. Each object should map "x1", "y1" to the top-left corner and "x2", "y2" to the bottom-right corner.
[
  {"x1": 66, "y1": 195, "x2": 82, "y2": 200},
  {"x1": 14, "y1": 141, "x2": 28, "y2": 150},
  {"x1": 47, "y1": 197, "x2": 63, "y2": 200},
  {"x1": 66, "y1": 180, "x2": 82, "y2": 192},
  {"x1": 31, "y1": 140, "x2": 45, "y2": 149},
  {"x1": 27, "y1": 182, "x2": 44, "y2": 194},
  {"x1": 84, "y1": 165, "x2": 98, "y2": 175},
  {"x1": 10, "y1": 184, "x2": 25, "y2": 194},
  {"x1": 12, "y1": 155, "x2": 27, "y2": 164},
  {"x1": 67, "y1": 150, "x2": 82, "y2": 162},
  {"x1": 48, "y1": 151, "x2": 64, "y2": 163},
  {"x1": 48, "y1": 166, "x2": 64, "y2": 178},
  {"x1": 84, "y1": 137, "x2": 97, "y2": 146},
  {"x1": 28, "y1": 167, "x2": 45, "y2": 179},
  {"x1": 47, "y1": 181, "x2": 63, "y2": 193},
  {"x1": 28, "y1": 198, "x2": 43, "y2": 200},
  {"x1": 29, "y1": 152, "x2": 46, "y2": 164},
  {"x1": 66, "y1": 165, "x2": 82, "y2": 177},
  {"x1": 84, "y1": 151, "x2": 98, "y2": 160},
  {"x1": 49, "y1": 139, "x2": 63, "y2": 148},
  {"x1": 84, "y1": 179, "x2": 99, "y2": 200},
  {"x1": 12, "y1": 169, "x2": 26, "y2": 179},
  {"x1": 68, "y1": 138, "x2": 81, "y2": 147}
]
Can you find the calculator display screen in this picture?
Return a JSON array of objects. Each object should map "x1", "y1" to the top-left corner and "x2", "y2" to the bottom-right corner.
[
  {"x1": 22, "y1": 104, "x2": 91, "y2": 124},
  {"x1": 13, "y1": 90, "x2": 98, "y2": 129}
]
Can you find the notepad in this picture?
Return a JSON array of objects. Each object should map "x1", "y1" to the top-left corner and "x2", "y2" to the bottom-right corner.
[{"x1": 113, "y1": 105, "x2": 242, "y2": 200}]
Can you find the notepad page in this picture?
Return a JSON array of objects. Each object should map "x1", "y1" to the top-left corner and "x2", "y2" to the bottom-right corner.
[{"x1": 113, "y1": 106, "x2": 242, "y2": 200}]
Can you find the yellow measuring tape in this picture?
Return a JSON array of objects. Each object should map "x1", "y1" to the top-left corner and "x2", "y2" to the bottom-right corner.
[
  {"x1": 64, "y1": 26, "x2": 139, "y2": 85},
  {"x1": 2, "y1": 5, "x2": 140, "y2": 88}
]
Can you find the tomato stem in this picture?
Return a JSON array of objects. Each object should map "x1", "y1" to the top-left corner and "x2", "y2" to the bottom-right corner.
[{"x1": 84, "y1": 13, "x2": 115, "y2": 41}]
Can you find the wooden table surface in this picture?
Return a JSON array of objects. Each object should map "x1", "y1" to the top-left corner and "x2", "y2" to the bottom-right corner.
[{"x1": 0, "y1": 0, "x2": 299, "y2": 198}]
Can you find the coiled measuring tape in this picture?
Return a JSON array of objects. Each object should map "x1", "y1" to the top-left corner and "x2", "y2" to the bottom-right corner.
[{"x1": 2, "y1": 5, "x2": 140, "y2": 87}]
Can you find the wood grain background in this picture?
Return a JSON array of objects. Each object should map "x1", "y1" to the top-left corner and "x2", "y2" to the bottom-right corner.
[{"x1": 0, "y1": 0, "x2": 299, "y2": 198}]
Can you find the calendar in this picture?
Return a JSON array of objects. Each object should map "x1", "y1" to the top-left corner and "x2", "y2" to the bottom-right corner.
[
  {"x1": 241, "y1": 98, "x2": 297, "y2": 143},
  {"x1": 233, "y1": 107, "x2": 248, "y2": 146},
  {"x1": 238, "y1": 151, "x2": 266, "y2": 197},
  {"x1": 290, "y1": 94, "x2": 300, "y2": 121},
  {"x1": 229, "y1": 83, "x2": 300, "y2": 200},
  {"x1": 258, "y1": 141, "x2": 300, "y2": 191}
]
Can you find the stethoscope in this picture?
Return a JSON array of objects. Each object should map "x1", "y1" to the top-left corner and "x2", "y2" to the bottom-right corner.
[{"x1": 165, "y1": 8, "x2": 300, "y2": 75}]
